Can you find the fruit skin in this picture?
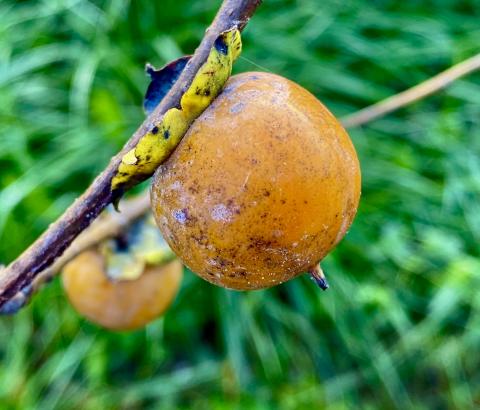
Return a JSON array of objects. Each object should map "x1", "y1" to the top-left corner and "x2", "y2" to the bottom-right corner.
[
  {"x1": 151, "y1": 72, "x2": 361, "y2": 290},
  {"x1": 63, "y1": 250, "x2": 183, "y2": 331}
]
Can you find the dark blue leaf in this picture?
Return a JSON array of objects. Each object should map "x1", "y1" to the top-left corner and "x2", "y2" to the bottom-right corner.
[{"x1": 143, "y1": 55, "x2": 191, "y2": 115}]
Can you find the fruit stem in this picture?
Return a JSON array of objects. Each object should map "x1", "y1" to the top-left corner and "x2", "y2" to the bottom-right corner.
[{"x1": 309, "y1": 264, "x2": 329, "y2": 291}]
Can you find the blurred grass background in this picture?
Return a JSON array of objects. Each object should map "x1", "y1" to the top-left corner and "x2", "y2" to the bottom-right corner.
[{"x1": 0, "y1": 0, "x2": 480, "y2": 408}]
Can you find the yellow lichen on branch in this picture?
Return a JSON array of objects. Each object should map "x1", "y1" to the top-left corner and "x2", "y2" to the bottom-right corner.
[{"x1": 111, "y1": 29, "x2": 242, "y2": 195}]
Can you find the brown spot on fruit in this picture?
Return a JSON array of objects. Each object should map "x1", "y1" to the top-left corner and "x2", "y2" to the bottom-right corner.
[
  {"x1": 62, "y1": 250, "x2": 183, "y2": 331},
  {"x1": 151, "y1": 72, "x2": 361, "y2": 290}
]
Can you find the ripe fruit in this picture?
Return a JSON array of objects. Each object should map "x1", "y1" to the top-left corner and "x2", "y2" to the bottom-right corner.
[
  {"x1": 63, "y1": 250, "x2": 183, "y2": 331},
  {"x1": 151, "y1": 72, "x2": 361, "y2": 290}
]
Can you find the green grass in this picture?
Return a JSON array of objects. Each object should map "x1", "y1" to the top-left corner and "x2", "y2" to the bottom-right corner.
[{"x1": 0, "y1": 0, "x2": 479, "y2": 408}]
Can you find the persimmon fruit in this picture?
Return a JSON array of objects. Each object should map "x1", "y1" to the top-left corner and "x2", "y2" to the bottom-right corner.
[
  {"x1": 63, "y1": 250, "x2": 183, "y2": 330},
  {"x1": 151, "y1": 72, "x2": 361, "y2": 290}
]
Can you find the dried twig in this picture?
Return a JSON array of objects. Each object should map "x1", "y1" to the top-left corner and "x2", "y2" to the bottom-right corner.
[
  {"x1": 0, "y1": 0, "x2": 262, "y2": 309},
  {"x1": 341, "y1": 53, "x2": 480, "y2": 128}
]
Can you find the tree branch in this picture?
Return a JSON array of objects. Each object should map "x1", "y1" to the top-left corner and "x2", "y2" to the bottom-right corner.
[
  {"x1": 33, "y1": 193, "x2": 149, "y2": 282},
  {"x1": 0, "y1": 0, "x2": 262, "y2": 309},
  {"x1": 0, "y1": 194, "x2": 151, "y2": 314},
  {"x1": 341, "y1": 53, "x2": 480, "y2": 128}
]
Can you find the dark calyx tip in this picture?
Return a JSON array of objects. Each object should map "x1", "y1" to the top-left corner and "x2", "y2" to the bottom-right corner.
[
  {"x1": 313, "y1": 276, "x2": 329, "y2": 291},
  {"x1": 309, "y1": 265, "x2": 329, "y2": 291}
]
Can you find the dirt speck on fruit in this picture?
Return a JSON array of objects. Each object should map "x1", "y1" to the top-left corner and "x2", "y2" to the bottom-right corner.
[
  {"x1": 230, "y1": 101, "x2": 245, "y2": 113},
  {"x1": 211, "y1": 204, "x2": 233, "y2": 222},
  {"x1": 173, "y1": 209, "x2": 188, "y2": 224}
]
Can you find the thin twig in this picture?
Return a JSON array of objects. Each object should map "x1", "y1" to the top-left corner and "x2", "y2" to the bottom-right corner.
[
  {"x1": 0, "y1": 0, "x2": 262, "y2": 309},
  {"x1": 341, "y1": 53, "x2": 480, "y2": 128}
]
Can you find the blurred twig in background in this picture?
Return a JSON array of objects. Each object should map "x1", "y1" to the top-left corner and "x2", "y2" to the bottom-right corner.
[{"x1": 341, "y1": 53, "x2": 480, "y2": 128}]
